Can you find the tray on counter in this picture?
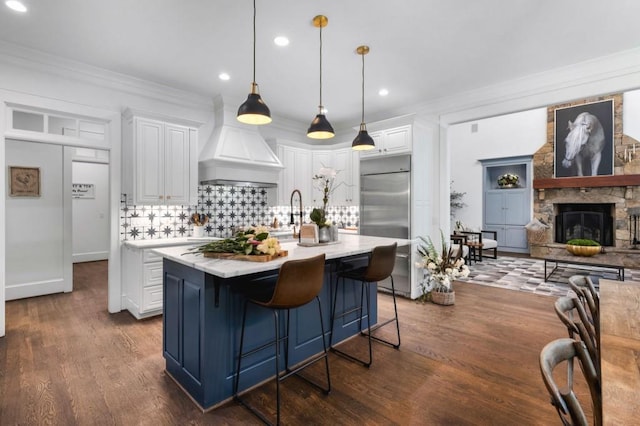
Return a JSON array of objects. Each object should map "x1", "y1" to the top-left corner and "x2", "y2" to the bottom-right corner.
[{"x1": 203, "y1": 250, "x2": 288, "y2": 262}]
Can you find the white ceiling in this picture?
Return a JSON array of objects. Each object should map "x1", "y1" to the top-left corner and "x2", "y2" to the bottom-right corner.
[{"x1": 1, "y1": 0, "x2": 640, "y2": 130}]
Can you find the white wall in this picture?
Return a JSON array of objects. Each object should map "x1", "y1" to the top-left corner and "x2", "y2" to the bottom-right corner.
[
  {"x1": 448, "y1": 108, "x2": 547, "y2": 230},
  {"x1": 623, "y1": 90, "x2": 640, "y2": 141},
  {"x1": 72, "y1": 161, "x2": 110, "y2": 262}
]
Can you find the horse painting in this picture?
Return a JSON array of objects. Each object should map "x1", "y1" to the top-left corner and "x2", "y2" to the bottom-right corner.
[{"x1": 561, "y1": 112, "x2": 605, "y2": 176}]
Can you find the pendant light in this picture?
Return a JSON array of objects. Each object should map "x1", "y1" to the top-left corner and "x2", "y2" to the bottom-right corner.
[
  {"x1": 307, "y1": 15, "x2": 334, "y2": 139},
  {"x1": 237, "y1": 0, "x2": 272, "y2": 125},
  {"x1": 352, "y1": 45, "x2": 375, "y2": 150}
]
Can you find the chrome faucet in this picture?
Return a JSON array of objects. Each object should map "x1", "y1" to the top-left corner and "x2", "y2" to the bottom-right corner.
[{"x1": 290, "y1": 189, "x2": 303, "y2": 242}]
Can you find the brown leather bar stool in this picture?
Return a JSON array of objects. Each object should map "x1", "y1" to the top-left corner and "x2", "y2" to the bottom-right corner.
[
  {"x1": 233, "y1": 254, "x2": 331, "y2": 426},
  {"x1": 329, "y1": 242, "x2": 400, "y2": 367}
]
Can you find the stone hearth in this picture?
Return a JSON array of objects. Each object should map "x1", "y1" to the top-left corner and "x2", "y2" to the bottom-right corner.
[{"x1": 530, "y1": 94, "x2": 640, "y2": 267}]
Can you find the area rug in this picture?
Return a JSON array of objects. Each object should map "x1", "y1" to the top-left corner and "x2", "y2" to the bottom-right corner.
[{"x1": 458, "y1": 255, "x2": 640, "y2": 298}]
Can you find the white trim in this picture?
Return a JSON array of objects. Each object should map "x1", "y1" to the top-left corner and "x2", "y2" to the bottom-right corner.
[
  {"x1": 1, "y1": 90, "x2": 122, "y2": 335},
  {"x1": 73, "y1": 252, "x2": 109, "y2": 263},
  {"x1": 0, "y1": 41, "x2": 212, "y2": 111}
]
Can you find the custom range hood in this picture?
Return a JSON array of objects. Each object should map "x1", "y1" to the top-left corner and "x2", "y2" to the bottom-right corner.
[{"x1": 199, "y1": 97, "x2": 283, "y2": 187}]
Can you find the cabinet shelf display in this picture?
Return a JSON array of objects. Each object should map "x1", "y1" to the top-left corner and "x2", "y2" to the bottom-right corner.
[{"x1": 497, "y1": 173, "x2": 520, "y2": 188}]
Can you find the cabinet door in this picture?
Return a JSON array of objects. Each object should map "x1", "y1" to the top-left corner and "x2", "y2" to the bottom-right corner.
[
  {"x1": 384, "y1": 126, "x2": 411, "y2": 155},
  {"x1": 484, "y1": 191, "x2": 504, "y2": 225},
  {"x1": 164, "y1": 124, "x2": 191, "y2": 204},
  {"x1": 504, "y1": 191, "x2": 528, "y2": 225},
  {"x1": 333, "y1": 148, "x2": 354, "y2": 205},
  {"x1": 504, "y1": 226, "x2": 528, "y2": 249},
  {"x1": 278, "y1": 146, "x2": 312, "y2": 207},
  {"x1": 136, "y1": 118, "x2": 164, "y2": 204}
]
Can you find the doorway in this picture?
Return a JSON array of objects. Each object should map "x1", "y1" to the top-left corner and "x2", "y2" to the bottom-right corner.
[{"x1": 5, "y1": 139, "x2": 72, "y2": 300}]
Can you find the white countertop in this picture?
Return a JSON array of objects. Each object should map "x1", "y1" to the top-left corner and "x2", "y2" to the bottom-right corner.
[
  {"x1": 122, "y1": 237, "x2": 220, "y2": 249},
  {"x1": 153, "y1": 234, "x2": 411, "y2": 279}
]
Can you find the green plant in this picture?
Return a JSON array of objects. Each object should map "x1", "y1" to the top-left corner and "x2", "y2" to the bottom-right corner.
[
  {"x1": 566, "y1": 238, "x2": 600, "y2": 246},
  {"x1": 450, "y1": 181, "x2": 466, "y2": 217}
]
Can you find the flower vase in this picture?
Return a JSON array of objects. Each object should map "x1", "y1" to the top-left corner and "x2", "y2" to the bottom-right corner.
[
  {"x1": 318, "y1": 226, "x2": 331, "y2": 243},
  {"x1": 431, "y1": 289, "x2": 455, "y2": 305}
]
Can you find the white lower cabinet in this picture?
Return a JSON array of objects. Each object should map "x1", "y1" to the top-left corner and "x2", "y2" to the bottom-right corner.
[{"x1": 122, "y1": 245, "x2": 166, "y2": 319}]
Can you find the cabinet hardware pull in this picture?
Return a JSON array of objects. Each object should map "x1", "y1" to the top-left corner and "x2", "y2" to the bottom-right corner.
[{"x1": 159, "y1": 195, "x2": 164, "y2": 200}]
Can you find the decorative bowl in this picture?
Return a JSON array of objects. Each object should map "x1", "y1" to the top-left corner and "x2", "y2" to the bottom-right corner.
[{"x1": 566, "y1": 244, "x2": 601, "y2": 256}]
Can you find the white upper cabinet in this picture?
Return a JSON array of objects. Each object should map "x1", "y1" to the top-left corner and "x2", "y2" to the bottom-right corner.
[
  {"x1": 277, "y1": 144, "x2": 312, "y2": 206},
  {"x1": 123, "y1": 110, "x2": 199, "y2": 205},
  {"x1": 359, "y1": 124, "x2": 412, "y2": 158},
  {"x1": 331, "y1": 148, "x2": 359, "y2": 205}
]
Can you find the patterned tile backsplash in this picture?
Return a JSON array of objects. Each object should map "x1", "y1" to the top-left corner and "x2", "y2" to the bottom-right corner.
[{"x1": 120, "y1": 185, "x2": 359, "y2": 240}]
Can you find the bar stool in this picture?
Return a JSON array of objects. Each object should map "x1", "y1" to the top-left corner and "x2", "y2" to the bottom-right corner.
[
  {"x1": 330, "y1": 242, "x2": 400, "y2": 367},
  {"x1": 233, "y1": 254, "x2": 331, "y2": 426}
]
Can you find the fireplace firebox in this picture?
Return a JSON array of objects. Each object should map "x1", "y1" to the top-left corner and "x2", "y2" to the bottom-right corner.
[{"x1": 555, "y1": 203, "x2": 614, "y2": 246}]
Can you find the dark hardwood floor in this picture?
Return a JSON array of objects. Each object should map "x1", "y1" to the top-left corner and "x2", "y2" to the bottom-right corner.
[{"x1": 0, "y1": 261, "x2": 593, "y2": 425}]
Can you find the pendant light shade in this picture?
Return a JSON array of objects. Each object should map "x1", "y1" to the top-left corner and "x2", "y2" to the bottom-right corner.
[
  {"x1": 352, "y1": 45, "x2": 375, "y2": 151},
  {"x1": 237, "y1": 0, "x2": 271, "y2": 125},
  {"x1": 307, "y1": 15, "x2": 334, "y2": 139}
]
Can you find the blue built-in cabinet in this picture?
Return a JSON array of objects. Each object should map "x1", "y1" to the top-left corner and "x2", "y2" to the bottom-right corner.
[
  {"x1": 162, "y1": 255, "x2": 376, "y2": 410},
  {"x1": 480, "y1": 156, "x2": 533, "y2": 253}
]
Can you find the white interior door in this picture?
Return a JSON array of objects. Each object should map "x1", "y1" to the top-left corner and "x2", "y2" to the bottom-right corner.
[
  {"x1": 5, "y1": 139, "x2": 72, "y2": 300},
  {"x1": 72, "y1": 160, "x2": 109, "y2": 262}
]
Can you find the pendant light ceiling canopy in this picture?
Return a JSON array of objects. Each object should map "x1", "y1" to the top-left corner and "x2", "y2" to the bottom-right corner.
[
  {"x1": 352, "y1": 45, "x2": 375, "y2": 151},
  {"x1": 237, "y1": 0, "x2": 272, "y2": 125},
  {"x1": 307, "y1": 15, "x2": 334, "y2": 139}
]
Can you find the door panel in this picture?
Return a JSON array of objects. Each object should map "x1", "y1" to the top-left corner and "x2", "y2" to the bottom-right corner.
[{"x1": 5, "y1": 140, "x2": 72, "y2": 300}]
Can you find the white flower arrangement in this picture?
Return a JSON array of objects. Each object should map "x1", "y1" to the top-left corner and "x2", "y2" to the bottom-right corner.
[
  {"x1": 497, "y1": 173, "x2": 519, "y2": 187},
  {"x1": 415, "y1": 232, "x2": 470, "y2": 301}
]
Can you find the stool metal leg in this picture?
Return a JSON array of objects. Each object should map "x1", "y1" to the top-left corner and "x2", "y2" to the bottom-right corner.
[{"x1": 363, "y1": 276, "x2": 401, "y2": 349}]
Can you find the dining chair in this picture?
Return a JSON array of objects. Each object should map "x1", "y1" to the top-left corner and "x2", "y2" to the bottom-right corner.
[
  {"x1": 539, "y1": 338, "x2": 602, "y2": 426},
  {"x1": 233, "y1": 254, "x2": 331, "y2": 425},
  {"x1": 568, "y1": 275, "x2": 599, "y2": 330}
]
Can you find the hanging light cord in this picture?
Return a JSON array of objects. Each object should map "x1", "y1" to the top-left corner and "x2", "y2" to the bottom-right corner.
[
  {"x1": 360, "y1": 51, "x2": 365, "y2": 124},
  {"x1": 252, "y1": 0, "x2": 256, "y2": 84},
  {"x1": 319, "y1": 22, "x2": 323, "y2": 108}
]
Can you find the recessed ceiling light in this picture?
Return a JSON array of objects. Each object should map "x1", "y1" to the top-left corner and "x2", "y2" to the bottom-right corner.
[
  {"x1": 274, "y1": 36, "x2": 289, "y2": 47},
  {"x1": 5, "y1": 0, "x2": 27, "y2": 12},
  {"x1": 218, "y1": 72, "x2": 230, "y2": 81},
  {"x1": 378, "y1": 88, "x2": 389, "y2": 96}
]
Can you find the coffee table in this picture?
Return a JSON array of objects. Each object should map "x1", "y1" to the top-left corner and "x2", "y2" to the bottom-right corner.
[{"x1": 543, "y1": 257, "x2": 625, "y2": 282}]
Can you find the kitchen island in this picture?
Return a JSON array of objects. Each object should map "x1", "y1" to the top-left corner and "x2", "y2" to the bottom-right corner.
[{"x1": 153, "y1": 234, "x2": 411, "y2": 410}]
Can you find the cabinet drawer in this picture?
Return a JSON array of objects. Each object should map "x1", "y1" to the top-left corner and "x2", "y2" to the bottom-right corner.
[
  {"x1": 142, "y1": 284, "x2": 163, "y2": 312},
  {"x1": 144, "y1": 249, "x2": 163, "y2": 263},
  {"x1": 143, "y1": 261, "x2": 163, "y2": 287}
]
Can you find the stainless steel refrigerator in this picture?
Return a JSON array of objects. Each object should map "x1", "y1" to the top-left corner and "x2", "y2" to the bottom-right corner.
[{"x1": 359, "y1": 154, "x2": 411, "y2": 296}]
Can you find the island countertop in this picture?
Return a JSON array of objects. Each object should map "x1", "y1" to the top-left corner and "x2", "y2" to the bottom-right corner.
[{"x1": 153, "y1": 234, "x2": 412, "y2": 279}]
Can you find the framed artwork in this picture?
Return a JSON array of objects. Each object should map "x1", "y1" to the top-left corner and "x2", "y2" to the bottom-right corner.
[
  {"x1": 9, "y1": 166, "x2": 41, "y2": 197},
  {"x1": 554, "y1": 99, "x2": 614, "y2": 177}
]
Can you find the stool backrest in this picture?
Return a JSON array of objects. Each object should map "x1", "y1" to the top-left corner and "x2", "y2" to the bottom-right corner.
[
  {"x1": 364, "y1": 243, "x2": 397, "y2": 282},
  {"x1": 539, "y1": 338, "x2": 601, "y2": 426},
  {"x1": 267, "y1": 254, "x2": 326, "y2": 309}
]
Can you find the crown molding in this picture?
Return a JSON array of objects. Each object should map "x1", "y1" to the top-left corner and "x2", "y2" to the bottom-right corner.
[
  {"x1": 0, "y1": 41, "x2": 213, "y2": 111},
  {"x1": 432, "y1": 47, "x2": 640, "y2": 125}
]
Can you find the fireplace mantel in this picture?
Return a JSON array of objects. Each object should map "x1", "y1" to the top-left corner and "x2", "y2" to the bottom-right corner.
[{"x1": 533, "y1": 174, "x2": 640, "y2": 189}]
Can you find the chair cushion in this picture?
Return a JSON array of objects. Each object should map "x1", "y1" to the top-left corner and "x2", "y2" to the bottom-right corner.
[
  {"x1": 451, "y1": 244, "x2": 469, "y2": 258},
  {"x1": 482, "y1": 238, "x2": 498, "y2": 249}
]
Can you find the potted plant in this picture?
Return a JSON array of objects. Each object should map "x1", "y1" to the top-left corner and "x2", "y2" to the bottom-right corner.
[
  {"x1": 311, "y1": 167, "x2": 340, "y2": 242},
  {"x1": 415, "y1": 232, "x2": 470, "y2": 305},
  {"x1": 497, "y1": 173, "x2": 519, "y2": 188},
  {"x1": 565, "y1": 238, "x2": 601, "y2": 256}
]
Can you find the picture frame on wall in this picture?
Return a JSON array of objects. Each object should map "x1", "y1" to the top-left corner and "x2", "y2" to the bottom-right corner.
[
  {"x1": 9, "y1": 166, "x2": 41, "y2": 197},
  {"x1": 554, "y1": 99, "x2": 614, "y2": 178}
]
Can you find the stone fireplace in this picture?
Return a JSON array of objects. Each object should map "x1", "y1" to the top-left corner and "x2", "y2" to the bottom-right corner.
[{"x1": 530, "y1": 94, "x2": 640, "y2": 267}]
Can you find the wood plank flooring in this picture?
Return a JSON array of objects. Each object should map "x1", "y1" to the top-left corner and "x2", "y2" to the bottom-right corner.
[{"x1": 0, "y1": 261, "x2": 593, "y2": 425}]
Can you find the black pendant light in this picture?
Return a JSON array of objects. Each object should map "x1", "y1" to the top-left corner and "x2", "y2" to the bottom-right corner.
[
  {"x1": 237, "y1": 0, "x2": 272, "y2": 125},
  {"x1": 352, "y1": 45, "x2": 375, "y2": 150},
  {"x1": 307, "y1": 15, "x2": 334, "y2": 139}
]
